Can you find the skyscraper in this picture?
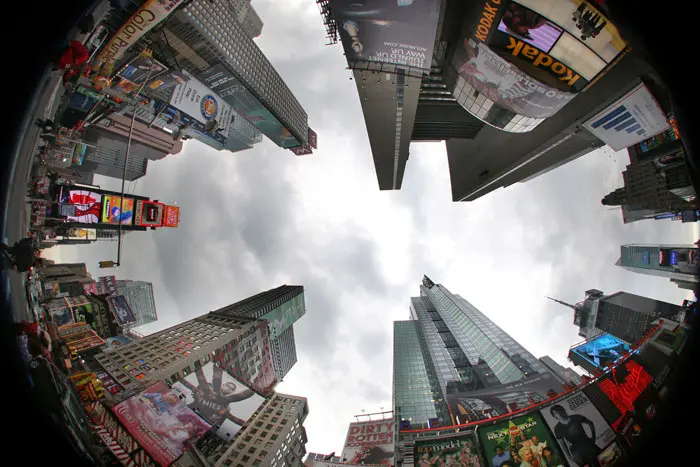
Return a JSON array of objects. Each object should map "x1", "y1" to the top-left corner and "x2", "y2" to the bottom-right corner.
[
  {"x1": 538, "y1": 356, "x2": 582, "y2": 388},
  {"x1": 617, "y1": 244, "x2": 700, "y2": 291},
  {"x1": 393, "y1": 276, "x2": 549, "y2": 431},
  {"x1": 115, "y1": 280, "x2": 158, "y2": 328},
  {"x1": 548, "y1": 289, "x2": 685, "y2": 345},
  {"x1": 212, "y1": 285, "x2": 306, "y2": 380}
]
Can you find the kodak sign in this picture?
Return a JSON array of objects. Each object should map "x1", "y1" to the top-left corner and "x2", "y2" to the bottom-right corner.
[
  {"x1": 474, "y1": 0, "x2": 503, "y2": 42},
  {"x1": 506, "y1": 37, "x2": 582, "y2": 88}
]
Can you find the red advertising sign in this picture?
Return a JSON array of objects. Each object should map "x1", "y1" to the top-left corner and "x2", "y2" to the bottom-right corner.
[
  {"x1": 308, "y1": 127, "x2": 318, "y2": 149},
  {"x1": 290, "y1": 144, "x2": 313, "y2": 156},
  {"x1": 162, "y1": 205, "x2": 180, "y2": 228},
  {"x1": 135, "y1": 200, "x2": 164, "y2": 227}
]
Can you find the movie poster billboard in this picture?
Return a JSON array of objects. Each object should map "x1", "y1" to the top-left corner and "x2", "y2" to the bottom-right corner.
[
  {"x1": 198, "y1": 64, "x2": 301, "y2": 148},
  {"x1": 162, "y1": 205, "x2": 180, "y2": 228},
  {"x1": 541, "y1": 391, "x2": 616, "y2": 466},
  {"x1": 448, "y1": 372, "x2": 563, "y2": 424},
  {"x1": 107, "y1": 295, "x2": 137, "y2": 326},
  {"x1": 341, "y1": 419, "x2": 394, "y2": 465},
  {"x1": 101, "y1": 195, "x2": 135, "y2": 225},
  {"x1": 57, "y1": 188, "x2": 102, "y2": 223},
  {"x1": 112, "y1": 381, "x2": 211, "y2": 467},
  {"x1": 478, "y1": 411, "x2": 567, "y2": 467},
  {"x1": 331, "y1": 0, "x2": 441, "y2": 70},
  {"x1": 570, "y1": 334, "x2": 630, "y2": 372},
  {"x1": 171, "y1": 362, "x2": 265, "y2": 441},
  {"x1": 414, "y1": 433, "x2": 482, "y2": 467},
  {"x1": 97, "y1": 275, "x2": 118, "y2": 296},
  {"x1": 583, "y1": 83, "x2": 670, "y2": 151},
  {"x1": 134, "y1": 200, "x2": 164, "y2": 227}
]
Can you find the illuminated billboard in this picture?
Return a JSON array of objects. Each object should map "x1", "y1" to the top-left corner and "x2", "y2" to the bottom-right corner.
[
  {"x1": 583, "y1": 83, "x2": 671, "y2": 151},
  {"x1": 331, "y1": 0, "x2": 441, "y2": 70},
  {"x1": 171, "y1": 362, "x2": 265, "y2": 441},
  {"x1": 101, "y1": 195, "x2": 135, "y2": 225},
  {"x1": 447, "y1": 372, "x2": 563, "y2": 424},
  {"x1": 570, "y1": 334, "x2": 630, "y2": 372},
  {"x1": 414, "y1": 433, "x2": 481, "y2": 467},
  {"x1": 477, "y1": 412, "x2": 567, "y2": 467},
  {"x1": 134, "y1": 200, "x2": 164, "y2": 227},
  {"x1": 57, "y1": 188, "x2": 102, "y2": 223},
  {"x1": 341, "y1": 419, "x2": 394, "y2": 465},
  {"x1": 199, "y1": 64, "x2": 301, "y2": 148},
  {"x1": 112, "y1": 382, "x2": 210, "y2": 467},
  {"x1": 540, "y1": 391, "x2": 615, "y2": 466},
  {"x1": 162, "y1": 205, "x2": 180, "y2": 228},
  {"x1": 64, "y1": 228, "x2": 97, "y2": 240}
]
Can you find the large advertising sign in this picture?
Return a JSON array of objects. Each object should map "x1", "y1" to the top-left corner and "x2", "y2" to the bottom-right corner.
[
  {"x1": 540, "y1": 391, "x2": 616, "y2": 466},
  {"x1": 171, "y1": 362, "x2": 265, "y2": 441},
  {"x1": 107, "y1": 295, "x2": 137, "y2": 326},
  {"x1": 95, "y1": 0, "x2": 185, "y2": 70},
  {"x1": 341, "y1": 419, "x2": 394, "y2": 465},
  {"x1": 64, "y1": 228, "x2": 97, "y2": 240},
  {"x1": 583, "y1": 83, "x2": 671, "y2": 151},
  {"x1": 414, "y1": 433, "x2": 482, "y2": 466},
  {"x1": 57, "y1": 188, "x2": 102, "y2": 223},
  {"x1": 134, "y1": 200, "x2": 164, "y2": 227},
  {"x1": 198, "y1": 64, "x2": 301, "y2": 149},
  {"x1": 477, "y1": 412, "x2": 567, "y2": 467},
  {"x1": 454, "y1": 39, "x2": 576, "y2": 119},
  {"x1": 169, "y1": 74, "x2": 234, "y2": 139},
  {"x1": 146, "y1": 96, "x2": 227, "y2": 145},
  {"x1": 448, "y1": 372, "x2": 563, "y2": 424},
  {"x1": 117, "y1": 54, "x2": 168, "y2": 86},
  {"x1": 101, "y1": 195, "x2": 135, "y2": 225},
  {"x1": 332, "y1": 0, "x2": 441, "y2": 70},
  {"x1": 570, "y1": 334, "x2": 631, "y2": 372},
  {"x1": 631, "y1": 113, "x2": 680, "y2": 154},
  {"x1": 162, "y1": 205, "x2": 180, "y2": 228},
  {"x1": 112, "y1": 382, "x2": 211, "y2": 467},
  {"x1": 265, "y1": 294, "x2": 305, "y2": 339}
]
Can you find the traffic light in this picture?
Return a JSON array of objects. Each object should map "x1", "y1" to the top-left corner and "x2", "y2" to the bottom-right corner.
[{"x1": 99, "y1": 260, "x2": 117, "y2": 268}]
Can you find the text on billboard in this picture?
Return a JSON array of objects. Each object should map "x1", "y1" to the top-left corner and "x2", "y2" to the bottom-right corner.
[
  {"x1": 475, "y1": 0, "x2": 502, "y2": 41},
  {"x1": 506, "y1": 37, "x2": 581, "y2": 87}
]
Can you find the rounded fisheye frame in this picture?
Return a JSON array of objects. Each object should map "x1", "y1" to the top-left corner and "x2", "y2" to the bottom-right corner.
[{"x1": 1, "y1": 1, "x2": 696, "y2": 467}]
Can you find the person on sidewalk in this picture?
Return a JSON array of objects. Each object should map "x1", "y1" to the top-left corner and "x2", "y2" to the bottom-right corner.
[{"x1": 1, "y1": 237, "x2": 41, "y2": 272}]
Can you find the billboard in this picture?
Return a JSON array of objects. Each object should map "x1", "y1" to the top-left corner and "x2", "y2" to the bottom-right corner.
[
  {"x1": 95, "y1": 0, "x2": 185, "y2": 71},
  {"x1": 117, "y1": 54, "x2": 168, "y2": 85},
  {"x1": 134, "y1": 200, "x2": 164, "y2": 227},
  {"x1": 107, "y1": 295, "x2": 137, "y2": 326},
  {"x1": 414, "y1": 433, "x2": 482, "y2": 467},
  {"x1": 162, "y1": 205, "x2": 180, "y2": 228},
  {"x1": 171, "y1": 362, "x2": 265, "y2": 441},
  {"x1": 332, "y1": 0, "x2": 441, "y2": 70},
  {"x1": 147, "y1": 96, "x2": 228, "y2": 144},
  {"x1": 57, "y1": 188, "x2": 102, "y2": 223},
  {"x1": 570, "y1": 334, "x2": 631, "y2": 372},
  {"x1": 454, "y1": 39, "x2": 576, "y2": 119},
  {"x1": 198, "y1": 64, "x2": 301, "y2": 148},
  {"x1": 97, "y1": 275, "x2": 118, "y2": 296},
  {"x1": 447, "y1": 372, "x2": 563, "y2": 424},
  {"x1": 308, "y1": 127, "x2": 318, "y2": 149},
  {"x1": 540, "y1": 391, "x2": 616, "y2": 466},
  {"x1": 265, "y1": 294, "x2": 305, "y2": 339},
  {"x1": 148, "y1": 69, "x2": 190, "y2": 92},
  {"x1": 101, "y1": 195, "x2": 135, "y2": 225},
  {"x1": 341, "y1": 419, "x2": 394, "y2": 465},
  {"x1": 583, "y1": 83, "x2": 671, "y2": 151},
  {"x1": 477, "y1": 412, "x2": 567, "y2": 467},
  {"x1": 64, "y1": 228, "x2": 97, "y2": 240},
  {"x1": 169, "y1": 74, "x2": 234, "y2": 139},
  {"x1": 112, "y1": 382, "x2": 211, "y2": 467}
]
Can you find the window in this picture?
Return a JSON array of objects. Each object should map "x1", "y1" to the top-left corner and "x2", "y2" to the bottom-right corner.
[
  {"x1": 242, "y1": 455, "x2": 250, "y2": 463},
  {"x1": 244, "y1": 436, "x2": 252, "y2": 442},
  {"x1": 249, "y1": 447, "x2": 256, "y2": 454}
]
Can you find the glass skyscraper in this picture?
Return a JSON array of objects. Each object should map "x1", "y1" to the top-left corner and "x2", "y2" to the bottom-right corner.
[{"x1": 393, "y1": 276, "x2": 548, "y2": 431}]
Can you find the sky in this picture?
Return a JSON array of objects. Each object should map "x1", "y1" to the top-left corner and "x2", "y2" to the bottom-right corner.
[{"x1": 50, "y1": 0, "x2": 699, "y2": 457}]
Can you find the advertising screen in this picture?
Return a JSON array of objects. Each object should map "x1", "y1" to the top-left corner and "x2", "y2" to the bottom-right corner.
[
  {"x1": 331, "y1": 0, "x2": 441, "y2": 70},
  {"x1": 540, "y1": 391, "x2": 615, "y2": 466},
  {"x1": 264, "y1": 294, "x2": 305, "y2": 339},
  {"x1": 198, "y1": 64, "x2": 301, "y2": 148},
  {"x1": 497, "y1": 2, "x2": 563, "y2": 54},
  {"x1": 570, "y1": 334, "x2": 630, "y2": 372},
  {"x1": 162, "y1": 205, "x2": 180, "y2": 228},
  {"x1": 134, "y1": 200, "x2": 164, "y2": 227},
  {"x1": 414, "y1": 433, "x2": 481, "y2": 467},
  {"x1": 107, "y1": 295, "x2": 137, "y2": 326},
  {"x1": 477, "y1": 411, "x2": 566, "y2": 467},
  {"x1": 583, "y1": 83, "x2": 671, "y2": 151},
  {"x1": 454, "y1": 39, "x2": 576, "y2": 119},
  {"x1": 447, "y1": 372, "x2": 563, "y2": 424},
  {"x1": 58, "y1": 189, "x2": 102, "y2": 224},
  {"x1": 64, "y1": 228, "x2": 97, "y2": 240},
  {"x1": 341, "y1": 419, "x2": 394, "y2": 465},
  {"x1": 112, "y1": 382, "x2": 211, "y2": 467},
  {"x1": 148, "y1": 69, "x2": 190, "y2": 92},
  {"x1": 101, "y1": 196, "x2": 135, "y2": 225},
  {"x1": 631, "y1": 113, "x2": 680, "y2": 153},
  {"x1": 169, "y1": 74, "x2": 234, "y2": 140},
  {"x1": 117, "y1": 54, "x2": 168, "y2": 85},
  {"x1": 171, "y1": 362, "x2": 265, "y2": 441},
  {"x1": 148, "y1": 96, "x2": 227, "y2": 145}
]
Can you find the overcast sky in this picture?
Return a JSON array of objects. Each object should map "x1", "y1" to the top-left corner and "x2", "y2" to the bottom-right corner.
[{"x1": 50, "y1": 0, "x2": 698, "y2": 456}]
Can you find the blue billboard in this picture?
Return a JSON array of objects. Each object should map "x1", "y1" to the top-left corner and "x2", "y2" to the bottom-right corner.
[
  {"x1": 571, "y1": 334, "x2": 630, "y2": 372},
  {"x1": 198, "y1": 64, "x2": 301, "y2": 149}
]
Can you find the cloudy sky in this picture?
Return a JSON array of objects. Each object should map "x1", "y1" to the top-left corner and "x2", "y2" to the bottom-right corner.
[{"x1": 51, "y1": 0, "x2": 698, "y2": 456}]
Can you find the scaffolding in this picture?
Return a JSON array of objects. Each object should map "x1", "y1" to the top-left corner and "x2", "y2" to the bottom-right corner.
[{"x1": 316, "y1": 0, "x2": 338, "y2": 45}]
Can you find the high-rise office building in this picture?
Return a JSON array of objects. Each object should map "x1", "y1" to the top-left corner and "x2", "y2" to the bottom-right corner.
[
  {"x1": 538, "y1": 356, "x2": 582, "y2": 387},
  {"x1": 617, "y1": 244, "x2": 700, "y2": 291},
  {"x1": 324, "y1": 1, "x2": 663, "y2": 201},
  {"x1": 393, "y1": 276, "x2": 549, "y2": 431},
  {"x1": 548, "y1": 289, "x2": 685, "y2": 345},
  {"x1": 212, "y1": 285, "x2": 306, "y2": 381},
  {"x1": 115, "y1": 280, "x2": 158, "y2": 328}
]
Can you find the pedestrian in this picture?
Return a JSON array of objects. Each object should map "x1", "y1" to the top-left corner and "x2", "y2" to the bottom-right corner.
[
  {"x1": 1, "y1": 238, "x2": 41, "y2": 272},
  {"x1": 35, "y1": 119, "x2": 56, "y2": 132}
]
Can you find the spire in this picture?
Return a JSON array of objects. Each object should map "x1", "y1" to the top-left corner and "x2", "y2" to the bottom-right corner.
[{"x1": 546, "y1": 296, "x2": 577, "y2": 310}]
